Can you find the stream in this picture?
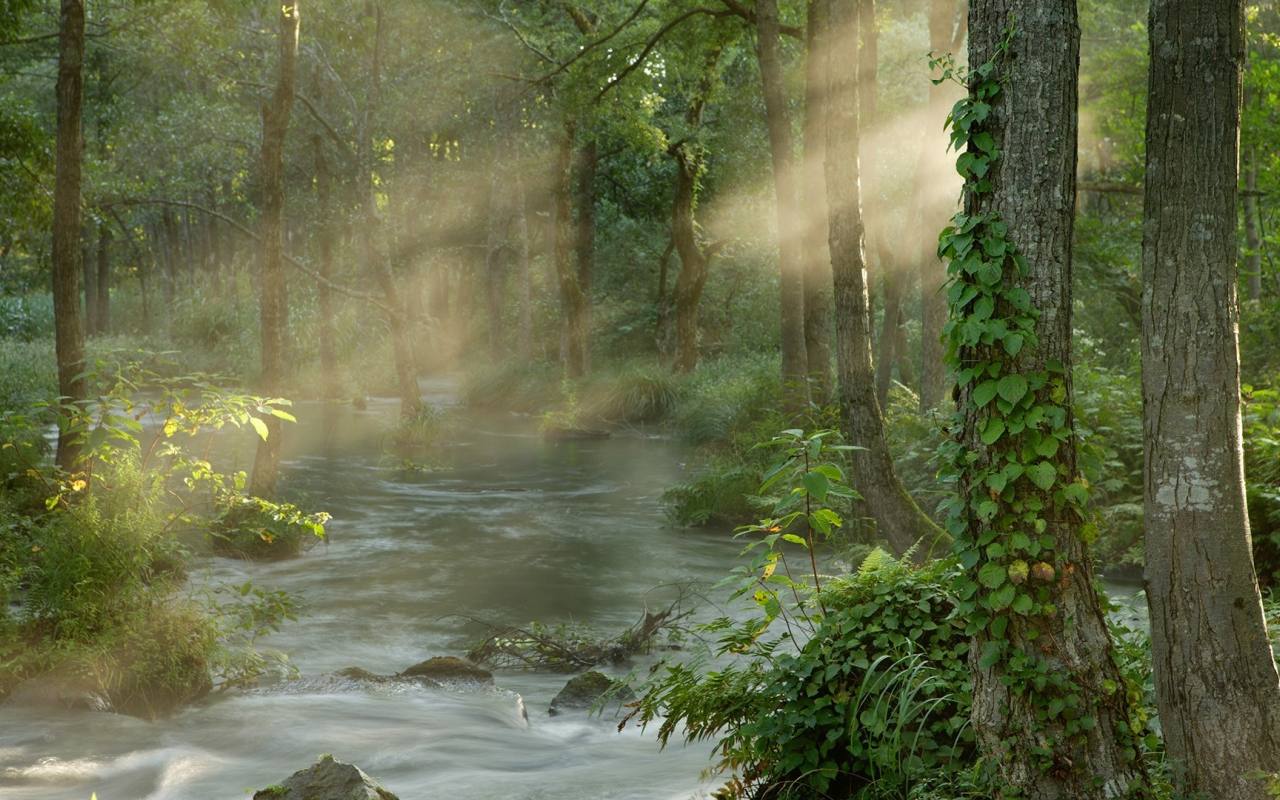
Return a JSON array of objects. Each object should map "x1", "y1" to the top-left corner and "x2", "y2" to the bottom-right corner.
[{"x1": 0, "y1": 380, "x2": 744, "y2": 799}]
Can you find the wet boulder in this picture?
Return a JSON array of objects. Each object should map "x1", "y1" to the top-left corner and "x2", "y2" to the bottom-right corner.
[
  {"x1": 548, "y1": 670, "x2": 633, "y2": 716},
  {"x1": 399, "y1": 656, "x2": 492, "y2": 685},
  {"x1": 3, "y1": 669, "x2": 113, "y2": 713},
  {"x1": 253, "y1": 755, "x2": 398, "y2": 800}
]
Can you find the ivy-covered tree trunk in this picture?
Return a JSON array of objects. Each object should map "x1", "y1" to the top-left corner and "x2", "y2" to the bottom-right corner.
[
  {"x1": 52, "y1": 0, "x2": 87, "y2": 471},
  {"x1": 248, "y1": 0, "x2": 299, "y2": 500},
  {"x1": 802, "y1": 0, "x2": 833, "y2": 402},
  {"x1": 670, "y1": 143, "x2": 710, "y2": 374},
  {"x1": 756, "y1": 0, "x2": 809, "y2": 406},
  {"x1": 1142, "y1": 1, "x2": 1280, "y2": 796},
  {"x1": 946, "y1": 4, "x2": 1148, "y2": 796},
  {"x1": 825, "y1": 0, "x2": 942, "y2": 560}
]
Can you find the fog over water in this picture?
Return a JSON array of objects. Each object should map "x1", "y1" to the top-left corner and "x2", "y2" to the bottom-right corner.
[{"x1": 0, "y1": 384, "x2": 746, "y2": 799}]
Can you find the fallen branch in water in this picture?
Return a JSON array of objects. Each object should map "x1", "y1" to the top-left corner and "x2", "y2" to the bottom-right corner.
[{"x1": 451, "y1": 584, "x2": 699, "y2": 672}]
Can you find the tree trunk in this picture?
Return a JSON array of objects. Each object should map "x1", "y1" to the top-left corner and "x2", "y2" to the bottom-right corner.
[
  {"x1": 874, "y1": 238, "x2": 903, "y2": 409},
  {"x1": 515, "y1": 178, "x2": 533, "y2": 362},
  {"x1": 918, "y1": 0, "x2": 959, "y2": 412},
  {"x1": 248, "y1": 0, "x2": 299, "y2": 501},
  {"x1": 552, "y1": 124, "x2": 588, "y2": 378},
  {"x1": 574, "y1": 141, "x2": 597, "y2": 373},
  {"x1": 1142, "y1": 2, "x2": 1280, "y2": 796},
  {"x1": 485, "y1": 84, "x2": 518, "y2": 361},
  {"x1": 95, "y1": 223, "x2": 110, "y2": 334},
  {"x1": 803, "y1": 0, "x2": 833, "y2": 403},
  {"x1": 958, "y1": 3, "x2": 1147, "y2": 795},
  {"x1": 826, "y1": 0, "x2": 942, "y2": 559},
  {"x1": 52, "y1": 0, "x2": 87, "y2": 471},
  {"x1": 756, "y1": 0, "x2": 809, "y2": 406},
  {"x1": 670, "y1": 144, "x2": 710, "y2": 374},
  {"x1": 313, "y1": 133, "x2": 339, "y2": 399},
  {"x1": 82, "y1": 228, "x2": 97, "y2": 336}
]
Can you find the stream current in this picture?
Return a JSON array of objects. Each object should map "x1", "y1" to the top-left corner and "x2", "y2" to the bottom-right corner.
[{"x1": 0, "y1": 383, "x2": 743, "y2": 799}]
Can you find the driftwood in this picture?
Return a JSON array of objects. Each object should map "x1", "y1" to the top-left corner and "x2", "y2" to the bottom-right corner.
[{"x1": 456, "y1": 586, "x2": 697, "y2": 672}]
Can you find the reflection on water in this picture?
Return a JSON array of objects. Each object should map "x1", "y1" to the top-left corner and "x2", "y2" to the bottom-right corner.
[{"x1": 0, "y1": 394, "x2": 741, "y2": 799}]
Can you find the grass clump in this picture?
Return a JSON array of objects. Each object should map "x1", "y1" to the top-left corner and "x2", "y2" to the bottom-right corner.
[{"x1": 462, "y1": 361, "x2": 562, "y2": 413}]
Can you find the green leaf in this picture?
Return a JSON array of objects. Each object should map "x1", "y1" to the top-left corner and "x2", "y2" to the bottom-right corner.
[
  {"x1": 981, "y1": 418, "x2": 1006, "y2": 445},
  {"x1": 997, "y1": 374, "x2": 1028, "y2": 404},
  {"x1": 249, "y1": 416, "x2": 269, "y2": 440},
  {"x1": 974, "y1": 381, "x2": 998, "y2": 408},
  {"x1": 978, "y1": 561, "x2": 1007, "y2": 589},
  {"x1": 1011, "y1": 593, "x2": 1034, "y2": 614},
  {"x1": 802, "y1": 471, "x2": 830, "y2": 503},
  {"x1": 1027, "y1": 462, "x2": 1057, "y2": 490},
  {"x1": 1035, "y1": 436, "x2": 1060, "y2": 459},
  {"x1": 1003, "y1": 333, "x2": 1024, "y2": 357},
  {"x1": 978, "y1": 640, "x2": 1002, "y2": 669}
]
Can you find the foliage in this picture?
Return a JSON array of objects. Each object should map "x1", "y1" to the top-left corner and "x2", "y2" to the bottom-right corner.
[
  {"x1": 1246, "y1": 387, "x2": 1280, "y2": 588},
  {"x1": 381, "y1": 402, "x2": 457, "y2": 448}
]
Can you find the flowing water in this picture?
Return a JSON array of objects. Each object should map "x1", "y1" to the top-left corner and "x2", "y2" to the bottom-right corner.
[{"x1": 0, "y1": 380, "x2": 745, "y2": 799}]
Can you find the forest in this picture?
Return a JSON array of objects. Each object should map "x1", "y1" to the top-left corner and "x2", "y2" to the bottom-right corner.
[{"x1": 2, "y1": 0, "x2": 1280, "y2": 798}]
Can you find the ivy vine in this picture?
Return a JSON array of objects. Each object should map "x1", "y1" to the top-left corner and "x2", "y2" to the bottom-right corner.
[{"x1": 930, "y1": 21, "x2": 1147, "y2": 791}]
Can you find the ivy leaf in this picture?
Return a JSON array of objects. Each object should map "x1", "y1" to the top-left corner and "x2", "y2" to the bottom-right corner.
[
  {"x1": 991, "y1": 583, "x2": 1016, "y2": 610},
  {"x1": 974, "y1": 381, "x2": 998, "y2": 408},
  {"x1": 1011, "y1": 593, "x2": 1034, "y2": 615},
  {"x1": 1035, "y1": 436, "x2": 1060, "y2": 459},
  {"x1": 1003, "y1": 333, "x2": 1024, "y2": 357},
  {"x1": 997, "y1": 374, "x2": 1028, "y2": 404},
  {"x1": 978, "y1": 640, "x2": 1002, "y2": 670},
  {"x1": 981, "y1": 418, "x2": 1006, "y2": 445},
  {"x1": 973, "y1": 131, "x2": 995, "y2": 153},
  {"x1": 1027, "y1": 462, "x2": 1057, "y2": 490},
  {"x1": 978, "y1": 561, "x2": 1007, "y2": 589}
]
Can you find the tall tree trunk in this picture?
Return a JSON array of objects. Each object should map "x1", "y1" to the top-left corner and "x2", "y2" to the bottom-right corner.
[
  {"x1": 360, "y1": 3, "x2": 420, "y2": 418},
  {"x1": 959, "y1": 3, "x2": 1147, "y2": 795},
  {"x1": 515, "y1": 178, "x2": 533, "y2": 362},
  {"x1": 552, "y1": 124, "x2": 587, "y2": 378},
  {"x1": 803, "y1": 0, "x2": 833, "y2": 401},
  {"x1": 52, "y1": 0, "x2": 87, "y2": 471},
  {"x1": 313, "y1": 133, "x2": 338, "y2": 399},
  {"x1": 1244, "y1": 150, "x2": 1263, "y2": 301},
  {"x1": 574, "y1": 141, "x2": 597, "y2": 373},
  {"x1": 95, "y1": 223, "x2": 110, "y2": 334},
  {"x1": 756, "y1": 0, "x2": 809, "y2": 406},
  {"x1": 918, "y1": 0, "x2": 960, "y2": 411},
  {"x1": 670, "y1": 145, "x2": 711, "y2": 374},
  {"x1": 1142, "y1": 2, "x2": 1280, "y2": 796},
  {"x1": 485, "y1": 83, "x2": 518, "y2": 361},
  {"x1": 826, "y1": 0, "x2": 942, "y2": 559},
  {"x1": 874, "y1": 238, "x2": 903, "y2": 408},
  {"x1": 82, "y1": 228, "x2": 97, "y2": 336},
  {"x1": 248, "y1": 0, "x2": 299, "y2": 500}
]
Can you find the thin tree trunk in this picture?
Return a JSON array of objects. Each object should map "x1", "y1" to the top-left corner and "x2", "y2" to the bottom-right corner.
[
  {"x1": 670, "y1": 145, "x2": 710, "y2": 374},
  {"x1": 960, "y1": 3, "x2": 1147, "y2": 794},
  {"x1": 874, "y1": 239, "x2": 903, "y2": 408},
  {"x1": 756, "y1": 0, "x2": 809, "y2": 406},
  {"x1": 552, "y1": 124, "x2": 588, "y2": 378},
  {"x1": 1142, "y1": 2, "x2": 1280, "y2": 796},
  {"x1": 485, "y1": 83, "x2": 518, "y2": 361},
  {"x1": 82, "y1": 228, "x2": 97, "y2": 336},
  {"x1": 826, "y1": 0, "x2": 942, "y2": 559},
  {"x1": 52, "y1": 0, "x2": 87, "y2": 471},
  {"x1": 95, "y1": 223, "x2": 110, "y2": 334},
  {"x1": 515, "y1": 178, "x2": 532, "y2": 362},
  {"x1": 918, "y1": 0, "x2": 959, "y2": 411},
  {"x1": 313, "y1": 133, "x2": 338, "y2": 399},
  {"x1": 803, "y1": 0, "x2": 833, "y2": 402},
  {"x1": 574, "y1": 141, "x2": 597, "y2": 373},
  {"x1": 893, "y1": 304, "x2": 913, "y2": 389},
  {"x1": 248, "y1": 0, "x2": 299, "y2": 500}
]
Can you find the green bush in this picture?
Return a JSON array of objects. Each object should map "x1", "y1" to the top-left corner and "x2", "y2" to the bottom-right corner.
[
  {"x1": 580, "y1": 361, "x2": 684, "y2": 423},
  {"x1": 0, "y1": 294, "x2": 54, "y2": 341},
  {"x1": 462, "y1": 361, "x2": 562, "y2": 413},
  {"x1": 0, "y1": 338, "x2": 56, "y2": 413}
]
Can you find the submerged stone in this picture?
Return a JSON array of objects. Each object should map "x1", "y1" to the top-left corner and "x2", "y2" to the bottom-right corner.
[
  {"x1": 548, "y1": 670, "x2": 633, "y2": 716},
  {"x1": 252, "y1": 755, "x2": 398, "y2": 800},
  {"x1": 399, "y1": 656, "x2": 493, "y2": 684}
]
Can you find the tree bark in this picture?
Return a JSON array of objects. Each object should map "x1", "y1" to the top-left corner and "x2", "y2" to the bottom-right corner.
[
  {"x1": 826, "y1": 0, "x2": 943, "y2": 560},
  {"x1": 1142, "y1": 2, "x2": 1280, "y2": 796},
  {"x1": 802, "y1": 0, "x2": 833, "y2": 402},
  {"x1": 874, "y1": 238, "x2": 903, "y2": 408},
  {"x1": 756, "y1": 0, "x2": 809, "y2": 406},
  {"x1": 313, "y1": 133, "x2": 338, "y2": 399},
  {"x1": 52, "y1": 0, "x2": 87, "y2": 471},
  {"x1": 961, "y1": 3, "x2": 1147, "y2": 795},
  {"x1": 918, "y1": 0, "x2": 959, "y2": 412},
  {"x1": 248, "y1": 0, "x2": 299, "y2": 500},
  {"x1": 670, "y1": 144, "x2": 711, "y2": 374},
  {"x1": 552, "y1": 124, "x2": 588, "y2": 378}
]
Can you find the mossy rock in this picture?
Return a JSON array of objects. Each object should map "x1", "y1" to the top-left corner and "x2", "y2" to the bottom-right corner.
[
  {"x1": 399, "y1": 656, "x2": 492, "y2": 684},
  {"x1": 548, "y1": 670, "x2": 633, "y2": 716},
  {"x1": 252, "y1": 755, "x2": 398, "y2": 800}
]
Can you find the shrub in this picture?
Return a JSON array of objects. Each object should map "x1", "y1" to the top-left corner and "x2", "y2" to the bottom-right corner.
[{"x1": 462, "y1": 361, "x2": 562, "y2": 413}]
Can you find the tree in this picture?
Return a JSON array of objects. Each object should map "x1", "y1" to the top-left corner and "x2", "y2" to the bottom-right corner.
[
  {"x1": 801, "y1": 0, "x2": 832, "y2": 401},
  {"x1": 942, "y1": 3, "x2": 1147, "y2": 794},
  {"x1": 1141, "y1": 1, "x2": 1280, "y2": 796},
  {"x1": 248, "y1": 0, "x2": 299, "y2": 500},
  {"x1": 825, "y1": 0, "x2": 942, "y2": 560},
  {"x1": 52, "y1": 0, "x2": 87, "y2": 471}
]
